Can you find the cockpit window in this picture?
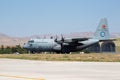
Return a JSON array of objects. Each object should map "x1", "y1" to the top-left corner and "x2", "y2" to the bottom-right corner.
[{"x1": 28, "y1": 40, "x2": 34, "y2": 43}]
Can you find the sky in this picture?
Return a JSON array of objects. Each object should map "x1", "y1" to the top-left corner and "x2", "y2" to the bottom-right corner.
[{"x1": 0, "y1": 0, "x2": 120, "y2": 37}]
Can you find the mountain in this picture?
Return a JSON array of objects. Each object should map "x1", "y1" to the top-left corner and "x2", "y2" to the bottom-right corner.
[
  {"x1": 0, "y1": 33, "x2": 10, "y2": 38},
  {"x1": 0, "y1": 32, "x2": 120, "y2": 47},
  {"x1": 0, "y1": 33, "x2": 29, "y2": 47}
]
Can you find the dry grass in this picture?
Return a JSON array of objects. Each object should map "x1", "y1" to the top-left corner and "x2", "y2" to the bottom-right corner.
[{"x1": 0, "y1": 53, "x2": 120, "y2": 62}]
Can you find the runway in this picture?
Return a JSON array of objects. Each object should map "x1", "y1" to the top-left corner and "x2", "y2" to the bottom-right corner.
[{"x1": 0, "y1": 58, "x2": 120, "y2": 80}]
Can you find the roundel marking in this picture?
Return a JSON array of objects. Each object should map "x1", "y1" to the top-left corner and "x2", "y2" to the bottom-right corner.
[
  {"x1": 102, "y1": 25, "x2": 106, "y2": 29},
  {"x1": 100, "y1": 32, "x2": 105, "y2": 37}
]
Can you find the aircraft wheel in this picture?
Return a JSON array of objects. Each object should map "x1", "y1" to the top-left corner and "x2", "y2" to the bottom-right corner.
[
  {"x1": 61, "y1": 47, "x2": 70, "y2": 54},
  {"x1": 55, "y1": 51, "x2": 61, "y2": 54}
]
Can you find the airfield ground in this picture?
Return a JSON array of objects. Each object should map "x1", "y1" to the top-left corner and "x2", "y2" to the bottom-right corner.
[
  {"x1": 0, "y1": 49, "x2": 120, "y2": 80},
  {"x1": 0, "y1": 53, "x2": 120, "y2": 62},
  {"x1": 0, "y1": 58, "x2": 120, "y2": 80}
]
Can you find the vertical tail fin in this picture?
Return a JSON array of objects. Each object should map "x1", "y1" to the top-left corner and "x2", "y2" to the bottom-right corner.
[{"x1": 93, "y1": 18, "x2": 110, "y2": 40}]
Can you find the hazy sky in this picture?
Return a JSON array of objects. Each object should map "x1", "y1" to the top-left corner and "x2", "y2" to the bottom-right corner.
[{"x1": 0, "y1": 0, "x2": 120, "y2": 37}]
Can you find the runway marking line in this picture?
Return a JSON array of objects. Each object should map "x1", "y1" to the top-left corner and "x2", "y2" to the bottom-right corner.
[{"x1": 0, "y1": 74, "x2": 45, "y2": 80}]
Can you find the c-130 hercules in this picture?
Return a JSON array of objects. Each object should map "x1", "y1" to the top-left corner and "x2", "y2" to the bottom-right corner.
[{"x1": 23, "y1": 18, "x2": 114, "y2": 53}]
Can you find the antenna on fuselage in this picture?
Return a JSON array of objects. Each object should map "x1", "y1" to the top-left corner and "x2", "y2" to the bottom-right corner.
[{"x1": 50, "y1": 36, "x2": 53, "y2": 39}]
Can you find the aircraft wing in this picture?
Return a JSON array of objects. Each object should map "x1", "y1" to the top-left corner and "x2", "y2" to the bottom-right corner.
[
  {"x1": 99, "y1": 38, "x2": 116, "y2": 42},
  {"x1": 65, "y1": 38, "x2": 90, "y2": 46},
  {"x1": 56, "y1": 37, "x2": 90, "y2": 46},
  {"x1": 71, "y1": 38, "x2": 89, "y2": 42}
]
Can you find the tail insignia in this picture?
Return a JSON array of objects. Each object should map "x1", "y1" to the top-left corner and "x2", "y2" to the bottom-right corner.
[
  {"x1": 100, "y1": 32, "x2": 105, "y2": 37},
  {"x1": 102, "y1": 25, "x2": 106, "y2": 29}
]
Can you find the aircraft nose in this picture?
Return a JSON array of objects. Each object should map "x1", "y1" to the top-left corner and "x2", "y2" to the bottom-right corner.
[{"x1": 23, "y1": 43, "x2": 28, "y2": 49}]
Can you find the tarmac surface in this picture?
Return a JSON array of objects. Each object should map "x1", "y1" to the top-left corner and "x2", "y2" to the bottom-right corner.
[{"x1": 0, "y1": 58, "x2": 120, "y2": 80}]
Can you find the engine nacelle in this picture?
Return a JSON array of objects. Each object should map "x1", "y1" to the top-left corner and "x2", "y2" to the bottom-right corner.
[{"x1": 53, "y1": 45, "x2": 61, "y2": 51}]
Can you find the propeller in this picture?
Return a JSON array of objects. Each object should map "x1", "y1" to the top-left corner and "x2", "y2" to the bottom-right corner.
[
  {"x1": 61, "y1": 34, "x2": 65, "y2": 42},
  {"x1": 54, "y1": 34, "x2": 67, "y2": 53},
  {"x1": 54, "y1": 35, "x2": 58, "y2": 42},
  {"x1": 54, "y1": 34, "x2": 65, "y2": 43}
]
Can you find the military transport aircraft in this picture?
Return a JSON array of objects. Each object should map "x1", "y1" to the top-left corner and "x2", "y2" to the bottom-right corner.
[{"x1": 23, "y1": 18, "x2": 112, "y2": 53}]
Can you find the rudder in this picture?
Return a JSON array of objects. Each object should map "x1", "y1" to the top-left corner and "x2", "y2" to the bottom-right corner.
[{"x1": 93, "y1": 18, "x2": 110, "y2": 40}]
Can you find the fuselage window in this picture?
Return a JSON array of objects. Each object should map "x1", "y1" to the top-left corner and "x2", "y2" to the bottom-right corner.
[{"x1": 28, "y1": 40, "x2": 34, "y2": 43}]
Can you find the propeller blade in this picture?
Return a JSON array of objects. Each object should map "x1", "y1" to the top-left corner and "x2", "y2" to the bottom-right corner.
[
  {"x1": 54, "y1": 35, "x2": 58, "y2": 42},
  {"x1": 61, "y1": 34, "x2": 64, "y2": 42}
]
